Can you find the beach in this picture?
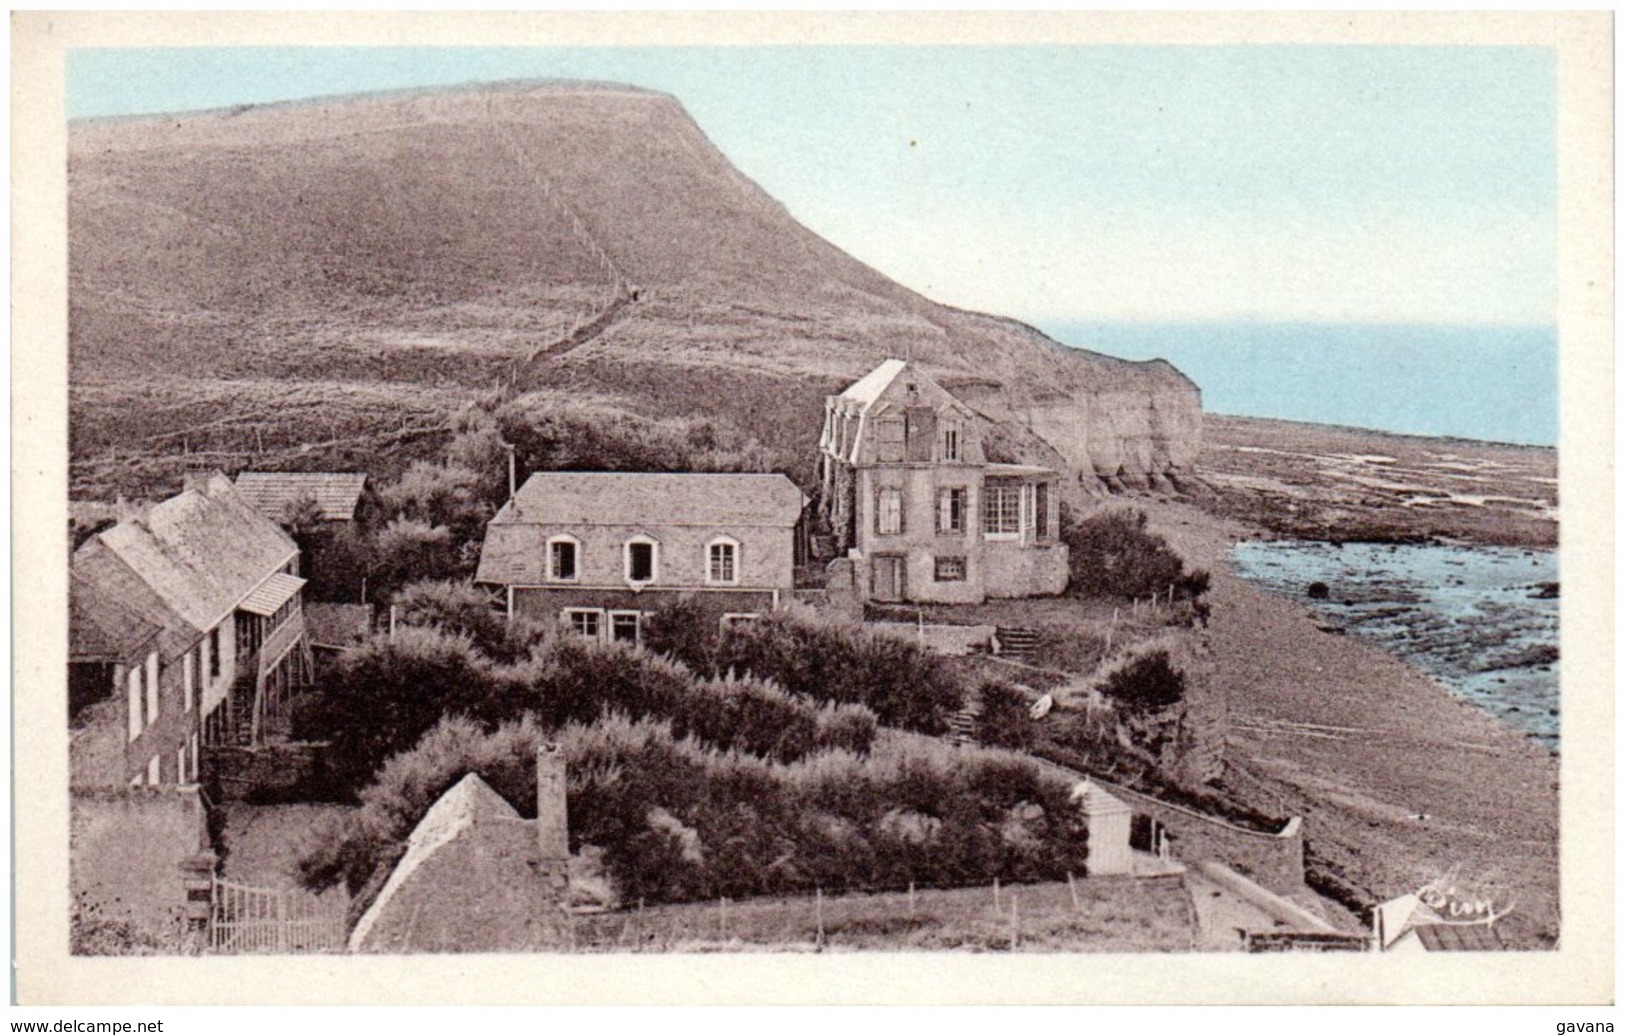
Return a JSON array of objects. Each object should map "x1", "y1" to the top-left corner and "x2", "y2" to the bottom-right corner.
[{"x1": 1147, "y1": 499, "x2": 1560, "y2": 947}]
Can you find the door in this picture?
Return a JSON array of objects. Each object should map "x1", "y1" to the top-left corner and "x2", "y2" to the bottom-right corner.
[{"x1": 873, "y1": 555, "x2": 905, "y2": 602}]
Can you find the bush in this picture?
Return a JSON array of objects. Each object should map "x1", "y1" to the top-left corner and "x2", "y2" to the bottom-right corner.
[
  {"x1": 301, "y1": 714, "x2": 1087, "y2": 906},
  {"x1": 391, "y1": 579, "x2": 533, "y2": 663},
  {"x1": 1062, "y1": 506, "x2": 1209, "y2": 603},
  {"x1": 1099, "y1": 650, "x2": 1185, "y2": 715},
  {"x1": 295, "y1": 626, "x2": 507, "y2": 795},
  {"x1": 709, "y1": 612, "x2": 964, "y2": 734},
  {"x1": 975, "y1": 680, "x2": 1035, "y2": 752}
]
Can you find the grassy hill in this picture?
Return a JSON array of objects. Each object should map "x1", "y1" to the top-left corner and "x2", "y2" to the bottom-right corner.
[{"x1": 69, "y1": 81, "x2": 1199, "y2": 499}]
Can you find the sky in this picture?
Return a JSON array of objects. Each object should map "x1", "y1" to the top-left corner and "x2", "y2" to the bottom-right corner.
[{"x1": 67, "y1": 45, "x2": 1557, "y2": 328}]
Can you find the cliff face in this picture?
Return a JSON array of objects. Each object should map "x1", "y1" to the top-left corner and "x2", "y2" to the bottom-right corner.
[{"x1": 69, "y1": 82, "x2": 1200, "y2": 495}]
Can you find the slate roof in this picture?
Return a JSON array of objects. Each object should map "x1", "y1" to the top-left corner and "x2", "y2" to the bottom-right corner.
[
  {"x1": 69, "y1": 573, "x2": 161, "y2": 663},
  {"x1": 234, "y1": 472, "x2": 369, "y2": 523},
  {"x1": 837, "y1": 358, "x2": 907, "y2": 408},
  {"x1": 70, "y1": 473, "x2": 300, "y2": 661},
  {"x1": 475, "y1": 472, "x2": 805, "y2": 586}
]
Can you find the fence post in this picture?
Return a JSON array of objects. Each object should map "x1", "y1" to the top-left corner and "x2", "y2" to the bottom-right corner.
[
  {"x1": 815, "y1": 888, "x2": 825, "y2": 949},
  {"x1": 1010, "y1": 895, "x2": 1019, "y2": 951},
  {"x1": 908, "y1": 880, "x2": 916, "y2": 914},
  {"x1": 1067, "y1": 871, "x2": 1080, "y2": 911},
  {"x1": 993, "y1": 877, "x2": 1000, "y2": 911}
]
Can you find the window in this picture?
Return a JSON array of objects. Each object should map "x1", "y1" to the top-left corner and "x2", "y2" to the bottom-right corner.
[
  {"x1": 610, "y1": 611, "x2": 641, "y2": 644},
  {"x1": 145, "y1": 652, "x2": 159, "y2": 728},
  {"x1": 983, "y1": 479, "x2": 1022, "y2": 536},
  {"x1": 189, "y1": 733, "x2": 200, "y2": 782},
  {"x1": 147, "y1": 755, "x2": 161, "y2": 786},
  {"x1": 208, "y1": 627, "x2": 221, "y2": 679},
  {"x1": 941, "y1": 422, "x2": 962, "y2": 462},
  {"x1": 934, "y1": 556, "x2": 968, "y2": 582},
  {"x1": 127, "y1": 668, "x2": 142, "y2": 742},
  {"x1": 548, "y1": 536, "x2": 579, "y2": 581},
  {"x1": 937, "y1": 487, "x2": 967, "y2": 534},
  {"x1": 565, "y1": 609, "x2": 602, "y2": 639},
  {"x1": 177, "y1": 746, "x2": 187, "y2": 784},
  {"x1": 876, "y1": 487, "x2": 904, "y2": 535},
  {"x1": 183, "y1": 652, "x2": 194, "y2": 712},
  {"x1": 625, "y1": 536, "x2": 658, "y2": 583},
  {"x1": 707, "y1": 537, "x2": 739, "y2": 584},
  {"x1": 874, "y1": 418, "x2": 905, "y2": 462},
  {"x1": 1036, "y1": 482, "x2": 1050, "y2": 539}
]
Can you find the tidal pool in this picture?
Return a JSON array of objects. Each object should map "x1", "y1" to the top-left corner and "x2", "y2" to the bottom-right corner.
[{"x1": 1231, "y1": 541, "x2": 1559, "y2": 751}]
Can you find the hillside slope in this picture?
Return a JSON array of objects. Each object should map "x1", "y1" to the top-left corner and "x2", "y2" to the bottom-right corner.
[{"x1": 69, "y1": 81, "x2": 1200, "y2": 497}]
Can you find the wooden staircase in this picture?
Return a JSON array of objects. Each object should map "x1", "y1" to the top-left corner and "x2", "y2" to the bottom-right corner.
[{"x1": 996, "y1": 627, "x2": 1040, "y2": 658}]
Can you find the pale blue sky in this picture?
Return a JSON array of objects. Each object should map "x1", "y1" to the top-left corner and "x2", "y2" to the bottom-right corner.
[{"x1": 68, "y1": 46, "x2": 1557, "y2": 327}]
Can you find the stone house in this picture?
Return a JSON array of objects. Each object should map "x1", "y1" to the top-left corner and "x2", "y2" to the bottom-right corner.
[
  {"x1": 474, "y1": 471, "x2": 806, "y2": 643},
  {"x1": 69, "y1": 471, "x2": 313, "y2": 789},
  {"x1": 817, "y1": 359, "x2": 1069, "y2": 605}
]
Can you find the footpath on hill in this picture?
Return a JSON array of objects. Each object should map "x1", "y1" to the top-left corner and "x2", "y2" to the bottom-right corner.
[{"x1": 1143, "y1": 500, "x2": 1560, "y2": 949}]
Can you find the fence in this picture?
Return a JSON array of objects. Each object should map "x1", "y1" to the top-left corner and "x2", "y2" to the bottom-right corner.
[{"x1": 209, "y1": 877, "x2": 347, "y2": 954}]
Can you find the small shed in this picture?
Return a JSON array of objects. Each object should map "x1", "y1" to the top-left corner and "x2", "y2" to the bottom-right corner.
[{"x1": 1073, "y1": 779, "x2": 1134, "y2": 877}]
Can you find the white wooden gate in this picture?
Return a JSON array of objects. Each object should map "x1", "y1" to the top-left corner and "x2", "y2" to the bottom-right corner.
[{"x1": 209, "y1": 877, "x2": 347, "y2": 953}]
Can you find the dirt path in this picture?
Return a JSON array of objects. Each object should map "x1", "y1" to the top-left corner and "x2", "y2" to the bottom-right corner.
[{"x1": 1145, "y1": 501, "x2": 1560, "y2": 948}]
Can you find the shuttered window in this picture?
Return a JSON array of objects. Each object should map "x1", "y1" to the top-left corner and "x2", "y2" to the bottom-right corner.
[{"x1": 876, "y1": 488, "x2": 904, "y2": 535}]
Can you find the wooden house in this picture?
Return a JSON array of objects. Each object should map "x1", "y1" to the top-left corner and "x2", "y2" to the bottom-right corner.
[{"x1": 69, "y1": 472, "x2": 312, "y2": 789}]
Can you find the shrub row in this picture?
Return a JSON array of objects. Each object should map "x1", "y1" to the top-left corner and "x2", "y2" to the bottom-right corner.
[
  {"x1": 294, "y1": 626, "x2": 880, "y2": 797},
  {"x1": 299, "y1": 714, "x2": 1088, "y2": 905},
  {"x1": 643, "y1": 602, "x2": 964, "y2": 735}
]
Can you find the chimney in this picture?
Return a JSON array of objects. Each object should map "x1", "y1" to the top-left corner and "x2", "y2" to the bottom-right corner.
[
  {"x1": 181, "y1": 468, "x2": 217, "y2": 496},
  {"x1": 534, "y1": 744, "x2": 569, "y2": 877}
]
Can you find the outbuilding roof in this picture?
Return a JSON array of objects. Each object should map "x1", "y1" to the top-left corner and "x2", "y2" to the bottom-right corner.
[{"x1": 234, "y1": 472, "x2": 369, "y2": 523}]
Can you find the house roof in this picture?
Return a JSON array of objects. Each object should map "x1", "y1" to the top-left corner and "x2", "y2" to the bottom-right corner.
[
  {"x1": 348, "y1": 773, "x2": 525, "y2": 950},
  {"x1": 70, "y1": 473, "x2": 300, "y2": 657},
  {"x1": 476, "y1": 472, "x2": 805, "y2": 586},
  {"x1": 234, "y1": 472, "x2": 368, "y2": 523},
  {"x1": 69, "y1": 572, "x2": 162, "y2": 663},
  {"x1": 837, "y1": 358, "x2": 908, "y2": 408},
  {"x1": 305, "y1": 603, "x2": 374, "y2": 649}
]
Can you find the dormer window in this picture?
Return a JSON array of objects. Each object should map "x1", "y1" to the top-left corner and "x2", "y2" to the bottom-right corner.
[
  {"x1": 625, "y1": 535, "x2": 659, "y2": 584},
  {"x1": 547, "y1": 534, "x2": 580, "y2": 582},
  {"x1": 941, "y1": 421, "x2": 961, "y2": 462},
  {"x1": 707, "y1": 536, "x2": 740, "y2": 584},
  {"x1": 874, "y1": 418, "x2": 905, "y2": 463}
]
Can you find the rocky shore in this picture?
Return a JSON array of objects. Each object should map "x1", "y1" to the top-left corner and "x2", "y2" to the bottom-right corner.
[{"x1": 1146, "y1": 496, "x2": 1561, "y2": 949}]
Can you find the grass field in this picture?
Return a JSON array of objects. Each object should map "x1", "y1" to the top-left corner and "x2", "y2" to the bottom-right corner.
[{"x1": 567, "y1": 874, "x2": 1194, "y2": 953}]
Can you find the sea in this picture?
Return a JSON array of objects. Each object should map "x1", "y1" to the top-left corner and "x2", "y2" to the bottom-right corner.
[
  {"x1": 1040, "y1": 321, "x2": 1561, "y2": 751},
  {"x1": 1042, "y1": 321, "x2": 1557, "y2": 447},
  {"x1": 1231, "y1": 542, "x2": 1559, "y2": 752}
]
